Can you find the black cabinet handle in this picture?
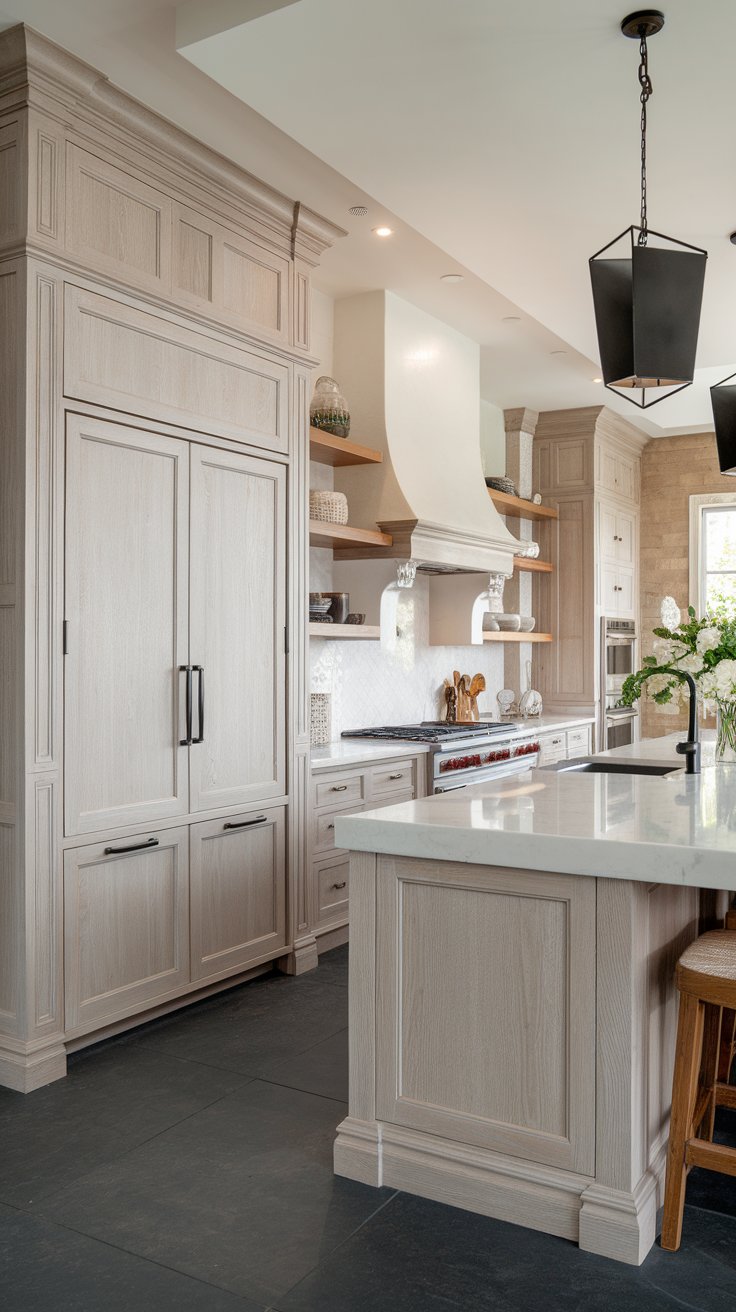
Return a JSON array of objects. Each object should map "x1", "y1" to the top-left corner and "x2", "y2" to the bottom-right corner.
[
  {"x1": 104, "y1": 837, "x2": 159, "y2": 855},
  {"x1": 179, "y1": 665, "x2": 193, "y2": 745},
  {"x1": 224, "y1": 815, "x2": 267, "y2": 830},
  {"x1": 332, "y1": 881, "x2": 347, "y2": 890},
  {"x1": 192, "y1": 666, "x2": 205, "y2": 744},
  {"x1": 388, "y1": 772, "x2": 404, "y2": 780},
  {"x1": 331, "y1": 785, "x2": 348, "y2": 793}
]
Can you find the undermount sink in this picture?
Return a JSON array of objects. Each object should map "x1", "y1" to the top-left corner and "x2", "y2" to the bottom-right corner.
[{"x1": 543, "y1": 758, "x2": 682, "y2": 777}]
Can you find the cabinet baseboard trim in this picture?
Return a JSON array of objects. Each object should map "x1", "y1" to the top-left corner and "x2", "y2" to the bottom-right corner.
[
  {"x1": 335, "y1": 1118, "x2": 590, "y2": 1243},
  {"x1": 0, "y1": 1039, "x2": 67, "y2": 1093},
  {"x1": 278, "y1": 936, "x2": 319, "y2": 976}
]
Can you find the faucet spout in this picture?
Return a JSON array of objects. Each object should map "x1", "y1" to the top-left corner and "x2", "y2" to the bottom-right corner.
[{"x1": 675, "y1": 672, "x2": 701, "y2": 775}]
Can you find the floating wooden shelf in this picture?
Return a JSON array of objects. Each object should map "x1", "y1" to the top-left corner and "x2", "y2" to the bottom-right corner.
[
  {"x1": 309, "y1": 520, "x2": 393, "y2": 550},
  {"x1": 483, "y1": 631, "x2": 553, "y2": 643},
  {"x1": 309, "y1": 623, "x2": 381, "y2": 640},
  {"x1": 309, "y1": 427, "x2": 383, "y2": 467},
  {"x1": 514, "y1": 557, "x2": 554, "y2": 573},
  {"x1": 488, "y1": 489, "x2": 559, "y2": 521}
]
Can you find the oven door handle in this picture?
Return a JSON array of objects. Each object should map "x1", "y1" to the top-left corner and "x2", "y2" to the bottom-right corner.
[{"x1": 606, "y1": 707, "x2": 638, "y2": 719}]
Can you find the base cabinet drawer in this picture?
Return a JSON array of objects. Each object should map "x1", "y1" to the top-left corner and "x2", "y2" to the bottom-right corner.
[
  {"x1": 315, "y1": 774, "x2": 364, "y2": 809},
  {"x1": 537, "y1": 734, "x2": 567, "y2": 765},
  {"x1": 369, "y1": 761, "x2": 416, "y2": 799},
  {"x1": 567, "y1": 727, "x2": 591, "y2": 759},
  {"x1": 315, "y1": 855, "x2": 350, "y2": 927},
  {"x1": 190, "y1": 806, "x2": 286, "y2": 983},
  {"x1": 314, "y1": 801, "x2": 363, "y2": 855},
  {"x1": 64, "y1": 827, "x2": 190, "y2": 1035},
  {"x1": 370, "y1": 790, "x2": 414, "y2": 812}
]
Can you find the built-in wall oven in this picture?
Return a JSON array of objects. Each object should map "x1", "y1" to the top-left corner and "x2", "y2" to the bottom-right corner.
[{"x1": 600, "y1": 616, "x2": 638, "y2": 750}]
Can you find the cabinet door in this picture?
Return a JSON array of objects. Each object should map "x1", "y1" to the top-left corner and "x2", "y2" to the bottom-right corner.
[
  {"x1": 190, "y1": 807, "x2": 286, "y2": 982},
  {"x1": 615, "y1": 510, "x2": 636, "y2": 566},
  {"x1": 616, "y1": 565, "x2": 635, "y2": 616},
  {"x1": 189, "y1": 446, "x2": 286, "y2": 811},
  {"x1": 616, "y1": 452, "x2": 637, "y2": 502},
  {"x1": 599, "y1": 503, "x2": 618, "y2": 564},
  {"x1": 64, "y1": 827, "x2": 189, "y2": 1035},
  {"x1": 64, "y1": 417, "x2": 189, "y2": 835},
  {"x1": 601, "y1": 563, "x2": 620, "y2": 614},
  {"x1": 598, "y1": 445, "x2": 619, "y2": 496}
]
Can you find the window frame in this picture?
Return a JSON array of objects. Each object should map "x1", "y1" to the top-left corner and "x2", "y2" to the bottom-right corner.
[{"x1": 689, "y1": 492, "x2": 736, "y2": 615}]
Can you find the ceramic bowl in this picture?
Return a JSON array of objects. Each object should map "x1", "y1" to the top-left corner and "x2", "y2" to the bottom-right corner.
[
  {"x1": 345, "y1": 613, "x2": 366, "y2": 624},
  {"x1": 496, "y1": 613, "x2": 521, "y2": 631},
  {"x1": 519, "y1": 617, "x2": 536, "y2": 632}
]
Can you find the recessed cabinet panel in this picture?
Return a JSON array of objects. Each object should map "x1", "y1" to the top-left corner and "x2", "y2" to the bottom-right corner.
[
  {"x1": 190, "y1": 808, "x2": 286, "y2": 982},
  {"x1": 65, "y1": 144, "x2": 171, "y2": 291},
  {"x1": 64, "y1": 417, "x2": 189, "y2": 835},
  {"x1": 64, "y1": 827, "x2": 189, "y2": 1033},
  {"x1": 189, "y1": 446, "x2": 286, "y2": 812},
  {"x1": 64, "y1": 286, "x2": 289, "y2": 452},
  {"x1": 376, "y1": 859, "x2": 596, "y2": 1173}
]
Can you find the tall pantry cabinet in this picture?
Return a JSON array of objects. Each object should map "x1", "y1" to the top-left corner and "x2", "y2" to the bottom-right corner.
[{"x1": 0, "y1": 26, "x2": 344, "y2": 1090}]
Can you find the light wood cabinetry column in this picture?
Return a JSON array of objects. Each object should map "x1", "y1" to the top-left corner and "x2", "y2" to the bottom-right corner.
[
  {"x1": 0, "y1": 25, "x2": 345, "y2": 1088},
  {"x1": 502, "y1": 407, "x2": 539, "y2": 695}
]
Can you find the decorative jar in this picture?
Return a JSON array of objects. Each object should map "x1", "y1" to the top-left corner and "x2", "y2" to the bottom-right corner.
[
  {"x1": 310, "y1": 376, "x2": 351, "y2": 438},
  {"x1": 715, "y1": 699, "x2": 736, "y2": 764}
]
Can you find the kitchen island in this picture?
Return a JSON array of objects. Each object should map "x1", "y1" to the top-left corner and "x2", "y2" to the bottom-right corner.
[{"x1": 333, "y1": 733, "x2": 734, "y2": 1265}]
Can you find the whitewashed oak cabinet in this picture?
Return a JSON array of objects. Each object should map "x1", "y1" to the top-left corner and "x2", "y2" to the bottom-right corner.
[{"x1": 0, "y1": 26, "x2": 344, "y2": 1090}]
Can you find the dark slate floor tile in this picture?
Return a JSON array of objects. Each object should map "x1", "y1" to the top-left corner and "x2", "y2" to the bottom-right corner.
[
  {"x1": 0, "y1": 1203, "x2": 263, "y2": 1311},
  {"x1": 0, "y1": 1043, "x2": 249, "y2": 1208},
  {"x1": 312, "y1": 945, "x2": 348, "y2": 989},
  {"x1": 276, "y1": 1192, "x2": 736, "y2": 1312},
  {"x1": 121, "y1": 970, "x2": 348, "y2": 1077},
  {"x1": 259, "y1": 1027, "x2": 348, "y2": 1101},
  {"x1": 33, "y1": 1079, "x2": 394, "y2": 1307}
]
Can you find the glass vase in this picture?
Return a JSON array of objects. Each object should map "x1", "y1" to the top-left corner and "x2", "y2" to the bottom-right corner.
[{"x1": 715, "y1": 699, "x2": 736, "y2": 763}]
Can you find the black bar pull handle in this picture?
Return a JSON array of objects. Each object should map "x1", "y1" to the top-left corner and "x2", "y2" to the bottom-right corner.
[
  {"x1": 104, "y1": 837, "x2": 159, "y2": 855},
  {"x1": 192, "y1": 665, "x2": 205, "y2": 744},
  {"x1": 223, "y1": 815, "x2": 267, "y2": 830},
  {"x1": 179, "y1": 665, "x2": 193, "y2": 745}
]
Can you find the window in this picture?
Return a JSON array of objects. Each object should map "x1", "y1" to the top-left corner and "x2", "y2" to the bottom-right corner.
[{"x1": 689, "y1": 494, "x2": 736, "y2": 616}]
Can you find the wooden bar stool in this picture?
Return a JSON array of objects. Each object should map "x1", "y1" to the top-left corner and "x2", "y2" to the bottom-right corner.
[{"x1": 661, "y1": 929, "x2": 736, "y2": 1251}]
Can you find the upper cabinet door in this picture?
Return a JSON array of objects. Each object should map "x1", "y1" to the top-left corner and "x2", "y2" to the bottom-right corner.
[
  {"x1": 64, "y1": 417, "x2": 190, "y2": 835},
  {"x1": 189, "y1": 446, "x2": 286, "y2": 813}
]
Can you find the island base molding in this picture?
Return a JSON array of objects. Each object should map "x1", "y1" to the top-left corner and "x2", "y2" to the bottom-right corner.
[
  {"x1": 335, "y1": 1117, "x2": 590, "y2": 1242},
  {"x1": 0, "y1": 1036, "x2": 68, "y2": 1094}
]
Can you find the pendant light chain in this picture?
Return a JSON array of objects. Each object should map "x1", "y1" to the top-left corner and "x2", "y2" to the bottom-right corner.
[{"x1": 638, "y1": 28, "x2": 653, "y2": 246}]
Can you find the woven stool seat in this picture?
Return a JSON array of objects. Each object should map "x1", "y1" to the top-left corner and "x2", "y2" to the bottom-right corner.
[{"x1": 676, "y1": 930, "x2": 736, "y2": 1007}]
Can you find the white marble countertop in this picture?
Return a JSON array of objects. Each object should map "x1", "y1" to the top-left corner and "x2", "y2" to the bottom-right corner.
[
  {"x1": 310, "y1": 740, "x2": 429, "y2": 771},
  {"x1": 335, "y1": 731, "x2": 736, "y2": 892},
  {"x1": 310, "y1": 715, "x2": 594, "y2": 772}
]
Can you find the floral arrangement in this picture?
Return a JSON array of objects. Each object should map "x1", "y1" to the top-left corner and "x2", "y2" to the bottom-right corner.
[{"x1": 619, "y1": 600, "x2": 736, "y2": 760}]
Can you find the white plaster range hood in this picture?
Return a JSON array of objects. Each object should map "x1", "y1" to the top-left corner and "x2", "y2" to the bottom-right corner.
[{"x1": 330, "y1": 291, "x2": 519, "y2": 577}]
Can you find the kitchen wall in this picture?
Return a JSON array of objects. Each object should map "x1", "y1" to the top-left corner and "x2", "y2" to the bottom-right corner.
[
  {"x1": 308, "y1": 289, "x2": 508, "y2": 738},
  {"x1": 640, "y1": 430, "x2": 728, "y2": 738}
]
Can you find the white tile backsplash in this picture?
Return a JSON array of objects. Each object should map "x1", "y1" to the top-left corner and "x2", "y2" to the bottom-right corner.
[{"x1": 310, "y1": 575, "x2": 505, "y2": 734}]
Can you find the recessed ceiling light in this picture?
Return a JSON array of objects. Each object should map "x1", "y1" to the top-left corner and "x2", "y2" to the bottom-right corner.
[
  {"x1": 373, "y1": 226, "x2": 393, "y2": 238},
  {"x1": 502, "y1": 315, "x2": 521, "y2": 323},
  {"x1": 440, "y1": 273, "x2": 464, "y2": 284},
  {"x1": 349, "y1": 205, "x2": 368, "y2": 216},
  {"x1": 592, "y1": 376, "x2": 603, "y2": 383}
]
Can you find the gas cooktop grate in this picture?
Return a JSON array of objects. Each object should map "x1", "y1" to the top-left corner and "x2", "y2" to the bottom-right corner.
[{"x1": 341, "y1": 722, "x2": 510, "y2": 743}]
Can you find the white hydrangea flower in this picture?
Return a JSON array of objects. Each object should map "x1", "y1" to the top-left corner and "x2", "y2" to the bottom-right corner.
[
  {"x1": 653, "y1": 638, "x2": 688, "y2": 664},
  {"x1": 696, "y1": 627, "x2": 721, "y2": 655}
]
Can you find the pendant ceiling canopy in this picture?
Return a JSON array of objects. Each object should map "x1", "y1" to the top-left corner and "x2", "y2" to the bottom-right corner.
[{"x1": 589, "y1": 11, "x2": 707, "y2": 410}]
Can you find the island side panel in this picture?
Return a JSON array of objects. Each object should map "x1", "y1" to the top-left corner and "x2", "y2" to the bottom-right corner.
[{"x1": 580, "y1": 878, "x2": 699, "y2": 1266}]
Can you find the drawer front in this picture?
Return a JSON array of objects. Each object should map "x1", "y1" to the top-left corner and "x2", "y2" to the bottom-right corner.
[
  {"x1": 369, "y1": 790, "x2": 414, "y2": 812},
  {"x1": 63, "y1": 826, "x2": 190, "y2": 1035},
  {"x1": 369, "y1": 761, "x2": 417, "y2": 799},
  {"x1": 314, "y1": 801, "x2": 363, "y2": 855},
  {"x1": 567, "y1": 727, "x2": 591, "y2": 760},
  {"x1": 190, "y1": 806, "x2": 287, "y2": 984},
  {"x1": 537, "y1": 733, "x2": 567, "y2": 765},
  {"x1": 315, "y1": 773, "x2": 364, "y2": 809},
  {"x1": 316, "y1": 856, "x2": 350, "y2": 926}
]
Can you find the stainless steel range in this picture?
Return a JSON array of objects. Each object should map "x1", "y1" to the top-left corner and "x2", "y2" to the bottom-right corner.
[{"x1": 341, "y1": 722, "x2": 540, "y2": 793}]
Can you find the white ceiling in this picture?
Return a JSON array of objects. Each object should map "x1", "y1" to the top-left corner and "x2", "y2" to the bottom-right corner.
[{"x1": 3, "y1": 0, "x2": 735, "y2": 434}]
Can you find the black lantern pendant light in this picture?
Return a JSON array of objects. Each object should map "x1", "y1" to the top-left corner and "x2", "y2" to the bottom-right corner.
[
  {"x1": 711, "y1": 371, "x2": 736, "y2": 474},
  {"x1": 589, "y1": 11, "x2": 707, "y2": 409}
]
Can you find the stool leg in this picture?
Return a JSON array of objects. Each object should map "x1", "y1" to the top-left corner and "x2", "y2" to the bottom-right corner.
[
  {"x1": 699, "y1": 1004, "x2": 722, "y2": 1142},
  {"x1": 718, "y1": 1008, "x2": 736, "y2": 1084},
  {"x1": 662, "y1": 993, "x2": 704, "y2": 1251}
]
